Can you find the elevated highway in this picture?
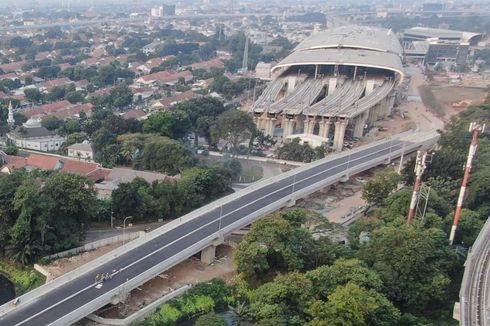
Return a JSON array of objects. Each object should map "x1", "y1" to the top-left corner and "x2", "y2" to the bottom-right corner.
[
  {"x1": 459, "y1": 217, "x2": 490, "y2": 326},
  {"x1": 0, "y1": 131, "x2": 438, "y2": 326}
]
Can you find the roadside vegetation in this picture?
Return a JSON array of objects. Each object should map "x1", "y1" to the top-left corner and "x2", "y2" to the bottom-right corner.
[{"x1": 139, "y1": 101, "x2": 489, "y2": 325}]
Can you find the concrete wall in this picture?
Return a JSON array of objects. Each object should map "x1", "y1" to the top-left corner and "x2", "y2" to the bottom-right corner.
[
  {"x1": 44, "y1": 231, "x2": 145, "y2": 261},
  {"x1": 85, "y1": 285, "x2": 191, "y2": 326}
]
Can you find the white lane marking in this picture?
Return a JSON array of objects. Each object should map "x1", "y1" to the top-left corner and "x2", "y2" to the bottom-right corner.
[{"x1": 18, "y1": 141, "x2": 403, "y2": 326}]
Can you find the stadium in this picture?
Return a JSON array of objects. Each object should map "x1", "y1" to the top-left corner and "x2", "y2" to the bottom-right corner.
[{"x1": 251, "y1": 25, "x2": 404, "y2": 151}]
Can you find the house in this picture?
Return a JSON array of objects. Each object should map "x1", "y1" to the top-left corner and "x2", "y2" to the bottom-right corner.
[
  {"x1": 38, "y1": 78, "x2": 74, "y2": 92},
  {"x1": 95, "y1": 167, "x2": 177, "y2": 198},
  {"x1": 121, "y1": 110, "x2": 148, "y2": 120},
  {"x1": 67, "y1": 143, "x2": 94, "y2": 160},
  {"x1": 21, "y1": 100, "x2": 93, "y2": 119},
  {"x1": 185, "y1": 58, "x2": 224, "y2": 72},
  {"x1": 135, "y1": 70, "x2": 193, "y2": 87},
  {"x1": 7, "y1": 118, "x2": 66, "y2": 152},
  {"x1": 137, "y1": 56, "x2": 175, "y2": 74},
  {"x1": 131, "y1": 87, "x2": 155, "y2": 102},
  {"x1": 0, "y1": 153, "x2": 111, "y2": 182},
  {"x1": 150, "y1": 90, "x2": 199, "y2": 111},
  {"x1": 141, "y1": 41, "x2": 162, "y2": 55}
]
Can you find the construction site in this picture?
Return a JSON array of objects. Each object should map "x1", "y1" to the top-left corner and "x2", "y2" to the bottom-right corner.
[{"x1": 250, "y1": 25, "x2": 404, "y2": 151}]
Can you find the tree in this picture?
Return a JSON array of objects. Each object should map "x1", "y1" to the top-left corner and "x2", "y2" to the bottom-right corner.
[
  {"x1": 111, "y1": 178, "x2": 156, "y2": 220},
  {"x1": 91, "y1": 127, "x2": 116, "y2": 152},
  {"x1": 234, "y1": 211, "x2": 320, "y2": 284},
  {"x1": 357, "y1": 225, "x2": 455, "y2": 313},
  {"x1": 65, "y1": 91, "x2": 84, "y2": 104},
  {"x1": 215, "y1": 109, "x2": 256, "y2": 155},
  {"x1": 109, "y1": 83, "x2": 133, "y2": 109},
  {"x1": 306, "y1": 283, "x2": 400, "y2": 326},
  {"x1": 173, "y1": 96, "x2": 227, "y2": 146},
  {"x1": 43, "y1": 173, "x2": 97, "y2": 239},
  {"x1": 195, "y1": 312, "x2": 227, "y2": 326},
  {"x1": 41, "y1": 116, "x2": 62, "y2": 130},
  {"x1": 276, "y1": 138, "x2": 321, "y2": 163},
  {"x1": 24, "y1": 88, "x2": 43, "y2": 103},
  {"x1": 361, "y1": 169, "x2": 402, "y2": 209},
  {"x1": 305, "y1": 259, "x2": 383, "y2": 300},
  {"x1": 143, "y1": 110, "x2": 192, "y2": 140},
  {"x1": 141, "y1": 136, "x2": 194, "y2": 175},
  {"x1": 248, "y1": 272, "x2": 313, "y2": 324}
]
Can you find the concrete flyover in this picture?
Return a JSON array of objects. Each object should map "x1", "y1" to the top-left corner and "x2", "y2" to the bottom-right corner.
[
  {"x1": 459, "y1": 216, "x2": 490, "y2": 326},
  {"x1": 0, "y1": 130, "x2": 439, "y2": 326}
]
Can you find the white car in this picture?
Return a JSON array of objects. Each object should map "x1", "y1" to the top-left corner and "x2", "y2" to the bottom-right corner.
[{"x1": 95, "y1": 283, "x2": 103, "y2": 289}]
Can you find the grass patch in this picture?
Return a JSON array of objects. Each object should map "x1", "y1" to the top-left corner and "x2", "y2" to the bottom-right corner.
[
  {"x1": 418, "y1": 85, "x2": 445, "y2": 117},
  {"x1": 0, "y1": 260, "x2": 46, "y2": 295}
]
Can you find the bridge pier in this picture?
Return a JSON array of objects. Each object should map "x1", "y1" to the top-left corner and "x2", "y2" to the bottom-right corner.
[{"x1": 200, "y1": 245, "x2": 216, "y2": 265}]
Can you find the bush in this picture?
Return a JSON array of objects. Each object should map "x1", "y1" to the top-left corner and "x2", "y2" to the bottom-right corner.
[
  {"x1": 0, "y1": 260, "x2": 45, "y2": 295},
  {"x1": 4, "y1": 145, "x2": 18, "y2": 155},
  {"x1": 195, "y1": 312, "x2": 227, "y2": 326}
]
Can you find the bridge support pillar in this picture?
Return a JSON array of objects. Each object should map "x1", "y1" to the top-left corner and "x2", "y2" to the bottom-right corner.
[
  {"x1": 333, "y1": 120, "x2": 347, "y2": 151},
  {"x1": 201, "y1": 245, "x2": 217, "y2": 265}
]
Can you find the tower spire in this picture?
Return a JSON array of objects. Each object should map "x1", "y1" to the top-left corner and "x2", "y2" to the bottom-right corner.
[{"x1": 7, "y1": 101, "x2": 15, "y2": 126}]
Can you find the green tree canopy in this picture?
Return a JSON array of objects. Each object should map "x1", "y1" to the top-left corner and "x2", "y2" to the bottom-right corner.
[{"x1": 143, "y1": 110, "x2": 192, "y2": 140}]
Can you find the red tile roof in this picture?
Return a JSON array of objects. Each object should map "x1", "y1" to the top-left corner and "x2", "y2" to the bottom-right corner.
[
  {"x1": 137, "y1": 70, "x2": 192, "y2": 84},
  {"x1": 153, "y1": 90, "x2": 199, "y2": 110},
  {"x1": 0, "y1": 61, "x2": 25, "y2": 73},
  {"x1": 122, "y1": 110, "x2": 146, "y2": 120},
  {"x1": 186, "y1": 58, "x2": 224, "y2": 71},
  {"x1": 22, "y1": 101, "x2": 93, "y2": 119}
]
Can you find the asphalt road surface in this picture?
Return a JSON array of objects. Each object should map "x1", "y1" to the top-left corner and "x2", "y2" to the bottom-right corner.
[{"x1": 0, "y1": 138, "x2": 408, "y2": 326}]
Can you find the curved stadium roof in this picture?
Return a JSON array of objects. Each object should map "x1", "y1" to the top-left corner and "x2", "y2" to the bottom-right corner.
[
  {"x1": 273, "y1": 26, "x2": 404, "y2": 81},
  {"x1": 295, "y1": 25, "x2": 403, "y2": 55}
]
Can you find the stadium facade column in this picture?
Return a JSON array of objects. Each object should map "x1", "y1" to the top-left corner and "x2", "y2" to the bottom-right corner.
[
  {"x1": 319, "y1": 117, "x2": 331, "y2": 139},
  {"x1": 328, "y1": 78, "x2": 337, "y2": 94},
  {"x1": 333, "y1": 119, "x2": 348, "y2": 151},
  {"x1": 268, "y1": 117, "x2": 277, "y2": 136},
  {"x1": 283, "y1": 118, "x2": 293, "y2": 137},
  {"x1": 353, "y1": 112, "x2": 368, "y2": 138},
  {"x1": 257, "y1": 115, "x2": 266, "y2": 132},
  {"x1": 308, "y1": 117, "x2": 317, "y2": 135}
]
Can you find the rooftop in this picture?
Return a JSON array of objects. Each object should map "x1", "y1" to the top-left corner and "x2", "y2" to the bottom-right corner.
[
  {"x1": 295, "y1": 25, "x2": 403, "y2": 56},
  {"x1": 404, "y1": 27, "x2": 484, "y2": 43},
  {"x1": 273, "y1": 48, "x2": 404, "y2": 79}
]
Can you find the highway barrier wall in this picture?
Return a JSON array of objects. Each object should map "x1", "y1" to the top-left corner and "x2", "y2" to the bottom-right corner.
[{"x1": 43, "y1": 231, "x2": 145, "y2": 261}]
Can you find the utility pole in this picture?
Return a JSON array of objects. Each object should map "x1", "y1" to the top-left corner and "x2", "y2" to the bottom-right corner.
[
  {"x1": 449, "y1": 122, "x2": 486, "y2": 245},
  {"x1": 407, "y1": 150, "x2": 428, "y2": 225}
]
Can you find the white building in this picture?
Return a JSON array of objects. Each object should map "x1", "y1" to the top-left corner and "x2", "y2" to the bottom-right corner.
[
  {"x1": 142, "y1": 41, "x2": 162, "y2": 55},
  {"x1": 7, "y1": 118, "x2": 65, "y2": 152},
  {"x1": 67, "y1": 143, "x2": 94, "y2": 160}
]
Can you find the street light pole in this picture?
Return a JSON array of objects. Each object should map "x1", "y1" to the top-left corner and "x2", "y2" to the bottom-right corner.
[
  {"x1": 123, "y1": 216, "x2": 133, "y2": 246},
  {"x1": 218, "y1": 205, "x2": 223, "y2": 230},
  {"x1": 292, "y1": 174, "x2": 296, "y2": 194}
]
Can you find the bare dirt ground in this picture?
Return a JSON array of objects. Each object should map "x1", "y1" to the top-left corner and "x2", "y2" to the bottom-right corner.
[
  {"x1": 430, "y1": 85, "x2": 486, "y2": 118},
  {"x1": 98, "y1": 246, "x2": 235, "y2": 319}
]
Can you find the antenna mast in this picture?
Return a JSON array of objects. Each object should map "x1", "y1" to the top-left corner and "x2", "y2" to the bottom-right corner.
[{"x1": 449, "y1": 122, "x2": 486, "y2": 244}]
